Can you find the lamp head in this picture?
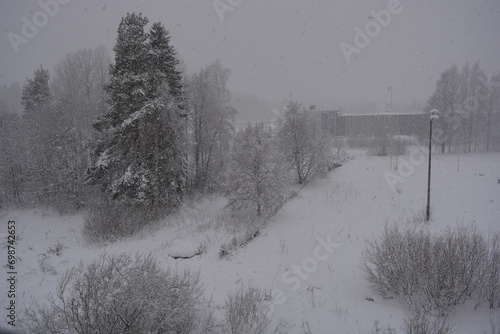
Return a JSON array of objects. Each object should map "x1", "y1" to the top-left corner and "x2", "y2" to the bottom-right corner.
[{"x1": 430, "y1": 109, "x2": 439, "y2": 120}]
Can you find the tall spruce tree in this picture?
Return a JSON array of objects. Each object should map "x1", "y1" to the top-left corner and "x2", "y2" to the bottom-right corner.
[
  {"x1": 21, "y1": 66, "x2": 51, "y2": 115},
  {"x1": 86, "y1": 13, "x2": 185, "y2": 207},
  {"x1": 146, "y1": 22, "x2": 186, "y2": 204},
  {"x1": 148, "y1": 22, "x2": 185, "y2": 107}
]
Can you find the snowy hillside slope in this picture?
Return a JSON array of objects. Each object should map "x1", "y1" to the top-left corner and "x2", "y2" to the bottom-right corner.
[{"x1": 1, "y1": 150, "x2": 499, "y2": 333}]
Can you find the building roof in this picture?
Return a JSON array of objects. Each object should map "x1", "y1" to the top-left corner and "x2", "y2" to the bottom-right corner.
[{"x1": 338, "y1": 112, "x2": 425, "y2": 117}]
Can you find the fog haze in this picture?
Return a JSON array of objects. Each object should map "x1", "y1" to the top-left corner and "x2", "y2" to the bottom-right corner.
[{"x1": 1, "y1": 0, "x2": 499, "y2": 113}]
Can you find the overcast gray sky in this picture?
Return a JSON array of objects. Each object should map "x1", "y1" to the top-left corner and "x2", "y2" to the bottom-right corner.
[{"x1": 1, "y1": 0, "x2": 499, "y2": 111}]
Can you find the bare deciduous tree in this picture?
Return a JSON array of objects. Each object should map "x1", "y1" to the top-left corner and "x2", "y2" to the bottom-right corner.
[
  {"x1": 426, "y1": 62, "x2": 500, "y2": 153},
  {"x1": 186, "y1": 60, "x2": 236, "y2": 193},
  {"x1": 51, "y1": 45, "x2": 110, "y2": 139},
  {"x1": 227, "y1": 123, "x2": 288, "y2": 217},
  {"x1": 278, "y1": 101, "x2": 332, "y2": 184},
  {"x1": 425, "y1": 64, "x2": 461, "y2": 153}
]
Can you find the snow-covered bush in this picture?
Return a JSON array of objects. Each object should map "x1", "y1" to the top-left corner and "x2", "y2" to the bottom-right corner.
[
  {"x1": 224, "y1": 285, "x2": 289, "y2": 334},
  {"x1": 23, "y1": 253, "x2": 216, "y2": 334},
  {"x1": 227, "y1": 123, "x2": 289, "y2": 217},
  {"x1": 367, "y1": 136, "x2": 391, "y2": 156},
  {"x1": 37, "y1": 254, "x2": 57, "y2": 275},
  {"x1": 488, "y1": 313, "x2": 500, "y2": 334},
  {"x1": 402, "y1": 305, "x2": 454, "y2": 334},
  {"x1": 346, "y1": 137, "x2": 374, "y2": 149},
  {"x1": 361, "y1": 225, "x2": 428, "y2": 306},
  {"x1": 83, "y1": 203, "x2": 133, "y2": 243},
  {"x1": 365, "y1": 320, "x2": 396, "y2": 334},
  {"x1": 46, "y1": 240, "x2": 64, "y2": 256},
  {"x1": 278, "y1": 101, "x2": 333, "y2": 184},
  {"x1": 367, "y1": 136, "x2": 412, "y2": 157},
  {"x1": 426, "y1": 226, "x2": 487, "y2": 310},
  {"x1": 481, "y1": 233, "x2": 500, "y2": 309},
  {"x1": 361, "y1": 225, "x2": 488, "y2": 312},
  {"x1": 83, "y1": 202, "x2": 164, "y2": 243},
  {"x1": 219, "y1": 226, "x2": 261, "y2": 259}
]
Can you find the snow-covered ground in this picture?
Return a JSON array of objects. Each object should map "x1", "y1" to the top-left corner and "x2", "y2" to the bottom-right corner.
[{"x1": 1, "y1": 149, "x2": 499, "y2": 333}]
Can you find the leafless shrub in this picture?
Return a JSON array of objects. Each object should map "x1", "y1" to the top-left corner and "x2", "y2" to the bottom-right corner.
[
  {"x1": 37, "y1": 254, "x2": 57, "y2": 275},
  {"x1": 485, "y1": 312, "x2": 500, "y2": 334},
  {"x1": 368, "y1": 136, "x2": 391, "y2": 156},
  {"x1": 23, "y1": 252, "x2": 215, "y2": 334},
  {"x1": 227, "y1": 123, "x2": 290, "y2": 217},
  {"x1": 83, "y1": 203, "x2": 134, "y2": 243},
  {"x1": 224, "y1": 285, "x2": 288, "y2": 334},
  {"x1": 220, "y1": 226, "x2": 261, "y2": 259},
  {"x1": 279, "y1": 239, "x2": 288, "y2": 254},
  {"x1": 402, "y1": 207, "x2": 428, "y2": 225},
  {"x1": 402, "y1": 305, "x2": 454, "y2": 334},
  {"x1": 278, "y1": 101, "x2": 333, "y2": 185},
  {"x1": 367, "y1": 136, "x2": 411, "y2": 157},
  {"x1": 45, "y1": 240, "x2": 64, "y2": 256},
  {"x1": 361, "y1": 224, "x2": 489, "y2": 312},
  {"x1": 367, "y1": 320, "x2": 397, "y2": 334},
  {"x1": 83, "y1": 202, "x2": 166, "y2": 243},
  {"x1": 271, "y1": 319, "x2": 292, "y2": 334},
  {"x1": 361, "y1": 225, "x2": 429, "y2": 306},
  {"x1": 346, "y1": 137, "x2": 374, "y2": 149},
  {"x1": 480, "y1": 232, "x2": 500, "y2": 309},
  {"x1": 424, "y1": 226, "x2": 487, "y2": 311}
]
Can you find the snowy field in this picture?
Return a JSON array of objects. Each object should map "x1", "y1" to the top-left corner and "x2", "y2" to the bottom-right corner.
[{"x1": 1, "y1": 149, "x2": 499, "y2": 333}]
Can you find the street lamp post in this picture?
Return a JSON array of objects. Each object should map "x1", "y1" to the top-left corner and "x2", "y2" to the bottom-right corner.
[{"x1": 426, "y1": 109, "x2": 439, "y2": 221}]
